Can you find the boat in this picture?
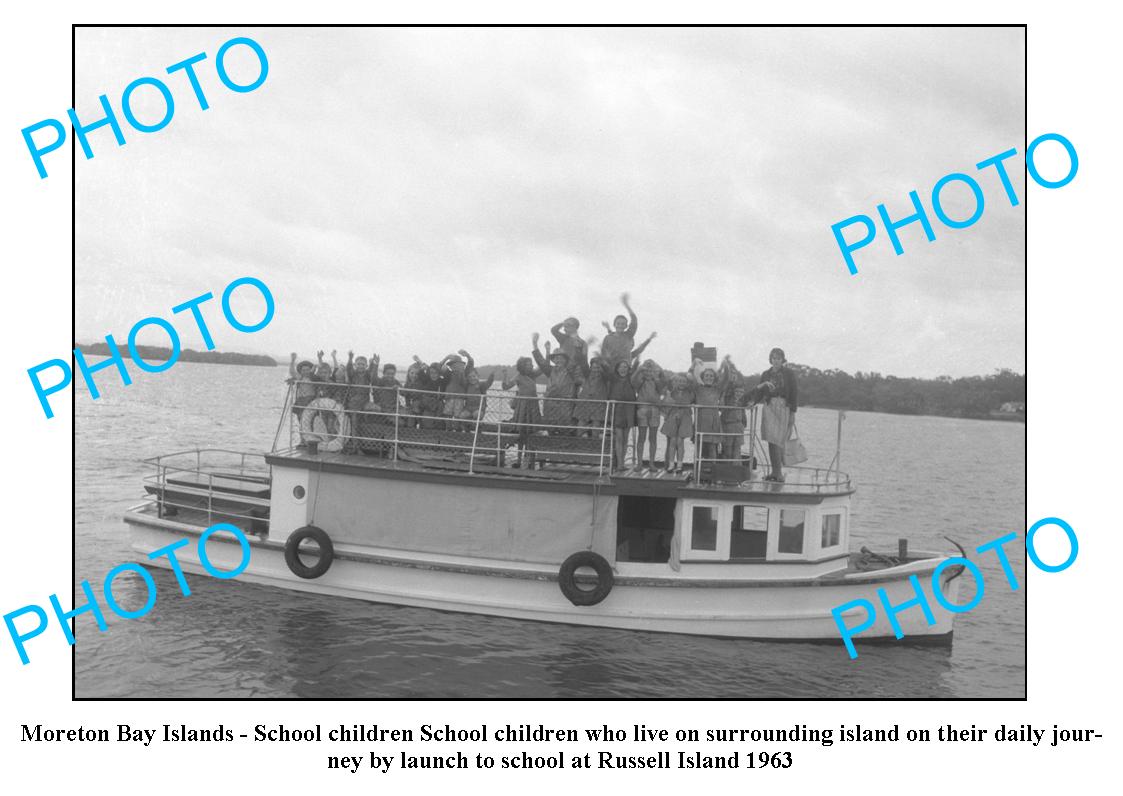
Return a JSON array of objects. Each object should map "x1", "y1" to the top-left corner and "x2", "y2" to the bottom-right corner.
[{"x1": 123, "y1": 382, "x2": 963, "y2": 649}]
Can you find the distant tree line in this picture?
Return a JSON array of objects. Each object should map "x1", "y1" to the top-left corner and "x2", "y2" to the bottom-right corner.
[
  {"x1": 475, "y1": 363, "x2": 1025, "y2": 421},
  {"x1": 759, "y1": 365, "x2": 1026, "y2": 421},
  {"x1": 76, "y1": 342, "x2": 276, "y2": 367}
]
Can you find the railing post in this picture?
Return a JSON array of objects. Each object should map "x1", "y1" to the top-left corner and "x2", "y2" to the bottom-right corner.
[
  {"x1": 207, "y1": 472, "x2": 214, "y2": 525},
  {"x1": 469, "y1": 393, "x2": 485, "y2": 475},
  {"x1": 393, "y1": 386, "x2": 401, "y2": 463},
  {"x1": 692, "y1": 406, "x2": 700, "y2": 482},
  {"x1": 599, "y1": 400, "x2": 612, "y2": 477}
]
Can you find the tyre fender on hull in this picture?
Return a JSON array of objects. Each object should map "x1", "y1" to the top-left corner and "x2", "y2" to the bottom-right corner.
[
  {"x1": 285, "y1": 525, "x2": 334, "y2": 579},
  {"x1": 558, "y1": 551, "x2": 614, "y2": 606}
]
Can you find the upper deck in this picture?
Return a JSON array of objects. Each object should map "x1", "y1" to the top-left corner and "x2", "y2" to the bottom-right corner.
[{"x1": 270, "y1": 383, "x2": 853, "y2": 501}]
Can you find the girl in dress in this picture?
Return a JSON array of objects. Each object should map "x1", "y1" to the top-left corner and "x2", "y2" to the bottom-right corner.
[
  {"x1": 573, "y1": 356, "x2": 609, "y2": 436},
  {"x1": 502, "y1": 342, "x2": 544, "y2": 467},
  {"x1": 747, "y1": 347, "x2": 798, "y2": 482},
  {"x1": 660, "y1": 372, "x2": 695, "y2": 473},
  {"x1": 606, "y1": 357, "x2": 639, "y2": 471},
  {"x1": 689, "y1": 355, "x2": 732, "y2": 465}
]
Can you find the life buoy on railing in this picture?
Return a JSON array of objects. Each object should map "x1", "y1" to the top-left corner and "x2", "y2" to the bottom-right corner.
[
  {"x1": 558, "y1": 551, "x2": 614, "y2": 606},
  {"x1": 299, "y1": 397, "x2": 350, "y2": 452},
  {"x1": 284, "y1": 525, "x2": 334, "y2": 579}
]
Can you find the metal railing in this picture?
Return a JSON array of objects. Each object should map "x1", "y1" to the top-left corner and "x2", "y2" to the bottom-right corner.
[
  {"x1": 273, "y1": 383, "x2": 851, "y2": 492},
  {"x1": 140, "y1": 449, "x2": 272, "y2": 532}
]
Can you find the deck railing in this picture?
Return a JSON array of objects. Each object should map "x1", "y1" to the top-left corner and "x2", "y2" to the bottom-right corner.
[
  {"x1": 140, "y1": 449, "x2": 272, "y2": 532},
  {"x1": 272, "y1": 383, "x2": 851, "y2": 492}
]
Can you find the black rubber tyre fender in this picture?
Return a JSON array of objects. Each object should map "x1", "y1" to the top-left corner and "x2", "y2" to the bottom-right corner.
[
  {"x1": 558, "y1": 551, "x2": 614, "y2": 606},
  {"x1": 284, "y1": 525, "x2": 334, "y2": 579}
]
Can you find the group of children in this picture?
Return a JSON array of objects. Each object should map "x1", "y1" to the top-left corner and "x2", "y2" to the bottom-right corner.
[
  {"x1": 287, "y1": 349, "x2": 495, "y2": 436},
  {"x1": 496, "y1": 294, "x2": 778, "y2": 473},
  {"x1": 286, "y1": 293, "x2": 794, "y2": 474}
]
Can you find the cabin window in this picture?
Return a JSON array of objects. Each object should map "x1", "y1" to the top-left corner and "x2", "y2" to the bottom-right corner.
[
  {"x1": 778, "y1": 509, "x2": 806, "y2": 554},
  {"x1": 690, "y1": 506, "x2": 719, "y2": 551},
  {"x1": 730, "y1": 505, "x2": 769, "y2": 559},
  {"x1": 821, "y1": 513, "x2": 841, "y2": 548}
]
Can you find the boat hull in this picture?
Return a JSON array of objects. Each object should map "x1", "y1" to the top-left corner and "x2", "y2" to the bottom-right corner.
[{"x1": 126, "y1": 508, "x2": 958, "y2": 647}]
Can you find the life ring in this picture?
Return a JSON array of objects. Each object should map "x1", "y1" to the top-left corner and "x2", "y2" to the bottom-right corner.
[
  {"x1": 284, "y1": 525, "x2": 334, "y2": 579},
  {"x1": 558, "y1": 551, "x2": 614, "y2": 606},
  {"x1": 299, "y1": 397, "x2": 351, "y2": 452}
]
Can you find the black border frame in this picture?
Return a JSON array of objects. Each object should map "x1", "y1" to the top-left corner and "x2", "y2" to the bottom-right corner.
[{"x1": 67, "y1": 20, "x2": 1028, "y2": 700}]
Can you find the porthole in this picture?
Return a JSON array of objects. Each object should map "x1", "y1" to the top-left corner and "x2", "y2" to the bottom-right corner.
[{"x1": 292, "y1": 484, "x2": 307, "y2": 502}]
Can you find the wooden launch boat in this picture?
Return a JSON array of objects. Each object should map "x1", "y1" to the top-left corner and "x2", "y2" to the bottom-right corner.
[{"x1": 124, "y1": 388, "x2": 962, "y2": 649}]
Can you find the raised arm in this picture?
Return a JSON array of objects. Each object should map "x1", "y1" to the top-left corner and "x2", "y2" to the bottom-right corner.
[
  {"x1": 459, "y1": 349, "x2": 475, "y2": 373},
  {"x1": 717, "y1": 356, "x2": 732, "y2": 390},
  {"x1": 632, "y1": 331, "x2": 656, "y2": 360},
  {"x1": 621, "y1": 292, "x2": 638, "y2": 336},
  {"x1": 289, "y1": 352, "x2": 298, "y2": 379},
  {"x1": 531, "y1": 333, "x2": 552, "y2": 376},
  {"x1": 687, "y1": 357, "x2": 703, "y2": 383},
  {"x1": 550, "y1": 322, "x2": 567, "y2": 347},
  {"x1": 501, "y1": 369, "x2": 516, "y2": 391}
]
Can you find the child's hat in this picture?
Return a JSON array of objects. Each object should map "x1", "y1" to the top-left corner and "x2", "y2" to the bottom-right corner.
[
  {"x1": 549, "y1": 349, "x2": 569, "y2": 361},
  {"x1": 447, "y1": 354, "x2": 464, "y2": 365},
  {"x1": 297, "y1": 360, "x2": 314, "y2": 371}
]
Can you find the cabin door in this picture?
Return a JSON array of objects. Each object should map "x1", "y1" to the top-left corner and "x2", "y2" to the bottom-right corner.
[{"x1": 615, "y1": 496, "x2": 676, "y2": 563}]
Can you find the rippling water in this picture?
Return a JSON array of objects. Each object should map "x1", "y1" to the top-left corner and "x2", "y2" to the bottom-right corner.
[{"x1": 75, "y1": 362, "x2": 1025, "y2": 698}]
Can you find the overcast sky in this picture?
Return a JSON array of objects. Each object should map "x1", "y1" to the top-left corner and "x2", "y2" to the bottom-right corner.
[{"x1": 75, "y1": 26, "x2": 1025, "y2": 377}]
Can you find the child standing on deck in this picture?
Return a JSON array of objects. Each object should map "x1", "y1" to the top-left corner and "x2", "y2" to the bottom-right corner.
[
  {"x1": 411, "y1": 356, "x2": 446, "y2": 429},
  {"x1": 660, "y1": 372, "x2": 695, "y2": 473},
  {"x1": 632, "y1": 359, "x2": 666, "y2": 468},
  {"x1": 371, "y1": 361, "x2": 398, "y2": 415},
  {"x1": 343, "y1": 350, "x2": 375, "y2": 452},
  {"x1": 721, "y1": 374, "x2": 747, "y2": 462},
  {"x1": 689, "y1": 356, "x2": 732, "y2": 465},
  {"x1": 314, "y1": 351, "x2": 338, "y2": 400},
  {"x1": 606, "y1": 357, "x2": 639, "y2": 471},
  {"x1": 573, "y1": 356, "x2": 609, "y2": 436},
  {"x1": 600, "y1": 293, "x2": 642, "y2": 367},
  {"x1": 550, "y1": 317, "x2": 590, "y2": 376},
  {"x1": 464, "y1": 366, "x2": 496, "y2": 422},
  {"x1": 440, "y1": 350, "x2": 475, "y2": 426},
  {"x1": 502, "y1": 343, "x2": 544, "y2": 468},
  {"x1": 402, "y1": 362, "x2": 425, "y2": 428},
  {"x1": 532, "y1": 333, "x2": 580, "y2": 434},
  {"x1": 287, "y1": 354, "x2": 317, "y2": 422}
]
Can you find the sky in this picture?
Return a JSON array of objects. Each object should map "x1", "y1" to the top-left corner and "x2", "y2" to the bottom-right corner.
[{"x1": 74, "y1": 26, "x2": 1025, "y2": 377}]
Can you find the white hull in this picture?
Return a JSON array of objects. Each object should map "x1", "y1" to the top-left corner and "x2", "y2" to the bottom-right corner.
[{"x1": 126, "y1": 510, "x2": 958, "y2": 645}]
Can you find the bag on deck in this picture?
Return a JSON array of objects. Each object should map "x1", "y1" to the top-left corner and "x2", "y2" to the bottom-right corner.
[{"x1": 784, "y1": 424, "x2": 808, "y2": 465}]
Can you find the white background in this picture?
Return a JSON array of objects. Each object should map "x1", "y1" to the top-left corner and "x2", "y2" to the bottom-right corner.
[{"x1": 0, "y1": 1, "x2": 1113, "y2": 792}]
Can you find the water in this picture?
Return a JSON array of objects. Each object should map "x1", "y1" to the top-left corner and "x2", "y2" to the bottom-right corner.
[{"x1": 75, "y1": 362, "x2": 1025, "y2": 698}]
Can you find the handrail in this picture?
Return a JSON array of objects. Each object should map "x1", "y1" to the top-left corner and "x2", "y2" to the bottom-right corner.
[{"x1": 267, "y1": 382, "x2": 851, "y2": 491}]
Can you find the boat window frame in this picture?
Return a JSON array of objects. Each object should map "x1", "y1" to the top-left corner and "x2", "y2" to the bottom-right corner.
[
  {"x1": 820, "y1": 510, "x2": 843, "y2": 551},
  {"x1": 682, "y1": 501, "x2": 728, "y2": 561},
  {"x1": 770, "y1": 507, "x2": 809, "y2": 561}
]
